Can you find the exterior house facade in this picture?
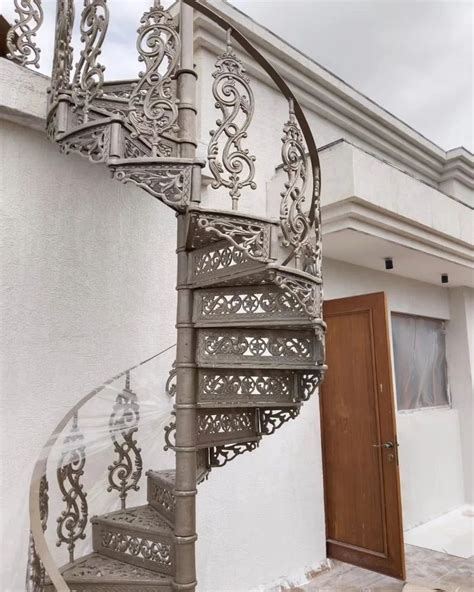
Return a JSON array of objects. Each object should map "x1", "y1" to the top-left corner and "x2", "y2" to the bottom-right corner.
[{"x1": 0, "y1": 1, "x2": 473, "y2": 591}]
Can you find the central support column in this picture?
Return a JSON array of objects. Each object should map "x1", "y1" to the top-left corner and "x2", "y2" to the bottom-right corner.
[{"x1": 174, "y1": 2, "x2": 198, "y2": 590}]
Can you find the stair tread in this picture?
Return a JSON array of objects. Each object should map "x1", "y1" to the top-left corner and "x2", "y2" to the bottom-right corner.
[
  {"x1": 52, "y1": 552, "x2": 171, "y2": 583},
  {"x1": 148, "y1": 469, "x2": 176, "y2": 485},
  {"x1": 93, "y1": 504, "x2": 173, "y2": 535}
]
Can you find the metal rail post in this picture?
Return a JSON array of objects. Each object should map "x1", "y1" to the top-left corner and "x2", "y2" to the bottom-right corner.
[{"x1": 174, "y1": 2, "x2": 198, "y2": 590}]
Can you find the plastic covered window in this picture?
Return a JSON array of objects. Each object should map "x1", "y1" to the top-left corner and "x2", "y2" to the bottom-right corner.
[{"x1": 391, "y1": 313, "x2": 449, "y2": 411}]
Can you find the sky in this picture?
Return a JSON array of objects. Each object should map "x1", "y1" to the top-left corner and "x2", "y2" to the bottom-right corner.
[{"x1": 4, "y1": 0, "x2": 473, "y2": 152}]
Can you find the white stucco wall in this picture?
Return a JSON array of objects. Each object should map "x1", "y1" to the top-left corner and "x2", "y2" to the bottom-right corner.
[
  {"x1": 0, "y1": 118, "x2": 179, "y2": 590},
  {"x1": 323, "y1": 258, "x2": 467, "y2": 531}
]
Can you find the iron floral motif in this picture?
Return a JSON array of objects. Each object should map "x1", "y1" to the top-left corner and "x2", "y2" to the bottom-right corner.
[
  {"x1": 199, "y1": 330, "x2": 314, "y2": 363},
  {"x1": 72, "y1": 0, "x2": 109, "y2": 120},
  {"x1": 209, "y1": 440, "x2": 259, "y2": 468},
  {"x1": 196, "y1": 286, "x2": 306, "y2": 322},
  {"x1": 59, "y1": 122, "x2": 111, "y2": 163},
  {"x1": 196, "y1": 214, "x2": 270, "y2": 261},
  {"x1": 25, "y1": 475, "x2": 48, "y2": 592},
  {"x1": 107, "y1": 372, "x2": 143, "y2": 510},
  {"x1": 7, "y1": 0, "x2": 43, "y2": 69},
  {"x1": 100, "y1": 530, "x2": 173, "y2": 570},
  {"x1": 50, "y1": 0, "x2": 75, "y2": 103},
  {"x1": 112, "y1": 164, "x2": 192, "y2": 210},
  {"x1": 165, "y1": 361, "x2": 177, "y2": 397},
  {"x1": 280, "y1": 100, "x2": 314, "y2": 269},
  {"x1": 299, "y1": 372, "x2": 324, "y2": 401},
  {"x1": 192, "y1": 243, "x2": 248, "y2": 277},
  {"x1": 273, "y1": 273, "x2": 321, "y2": 318},
  {"x1": 199, "y1": 370, "x2": 294, "y2": 405},
  {"x1": 127, "y1": 1, "x2": 180, "y2": 156},
  {"x1": 56, "y1": 412, "x2": 88, "y2": 563},
  {"x1": 197, "y1": 410, "x2": 255, "y2": 437},
  {"x1": 260, "y1": 407, "x2": 301, "y2": 435},
  {"x1": 209, "y1": 30, "x2": 256, "y2": 210}
]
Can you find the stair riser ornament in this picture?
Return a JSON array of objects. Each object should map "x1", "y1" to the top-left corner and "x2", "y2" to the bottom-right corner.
[{"x1": 7, "y1": 0, "x2": 43, "y2": 68}]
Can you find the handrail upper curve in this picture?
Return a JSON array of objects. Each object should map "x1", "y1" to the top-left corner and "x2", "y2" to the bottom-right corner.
[
  {"x1": 29, "y1": 343, "x2": 176, "y2": 591},
  {"x1": 182, "y1": 0, "x2": 321, "y2": 225}
]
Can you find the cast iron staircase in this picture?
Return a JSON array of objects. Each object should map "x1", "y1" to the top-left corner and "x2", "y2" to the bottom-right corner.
[{"x1": 8, "y1": 1, "x2": 326, "y2": 590}]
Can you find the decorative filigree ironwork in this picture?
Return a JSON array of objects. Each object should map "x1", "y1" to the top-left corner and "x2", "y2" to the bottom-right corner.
[
  {"x1": 273, "y1": 273, "x2": 321, "y2": 318},
  {"x1": 192, "y1": 242, "x2": 251, "y2": 278},
  {"x1": 50, "y1": 0, "x2": 75, "y2": 103},
  {"x1": 260, "y1": 407, "x2": 300, "y2": 435},
  {"x1": 165, "y1": 361, "x2": 177, "y2": 397},
  {"x1": 197, "y1": 410, "x2": 255, "y2": 437},
  {"x1": 163, "y1": 413, "x2": 176, "y2": 451},
  {"x1": 198, "y1": 369, "x2": 294, "y2": 405},
  {"x1": 112, "y1": 163, "x2": 192, "y2": 210},
  {"x1": 26, "y1": 475, "x2": 48, "y2": 592},
  {"x1": 299, "y1": 372, "x2": 324, "y2": 401},
  {"x1": 198, "y1": 329, "x2": 315, "y2": 365},
  {"x1": 209, "y1": 440, "x2": 259, "y2": 468},
  {"x1": 56, "y1": 412, "x2": 88, "y2": 563},
  {"x1": 195, "y1": 214, "x2": 270, "y2": 261},
  {"x1": 59, "y1": 121, "x2": 111, "y2": 163},
  {"x1": 149, "y1": 480, "x2": 175, "y2": 519},
  {"x1": 100, "y1": 529, "x2": 173, "y2": 570},
  {"x1": 127, "y1": 1, "x2": 180, "y2": 156},
  {"x1": 72, "y1": 0, "x2": 109, "y2": 120},
  {"x1": 209, "y1": 30, "x2": 256, "y2": 210},
  {"x1": 7, "y1": 0, "x2": 43, "y2": 68},
  {"x1": 194, "y1": 286, "x2": 306, "y2": 324},
  {"x1": 280, "y1": 100, "x2": 314, "y2": 268},
  {"x1": 107, "y1": 371, "x2": 143, "y2": 510}
]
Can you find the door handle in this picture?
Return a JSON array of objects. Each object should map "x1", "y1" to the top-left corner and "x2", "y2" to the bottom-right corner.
[{"x1": 372, "y1": 441, "x2": 394, "y2": 449}]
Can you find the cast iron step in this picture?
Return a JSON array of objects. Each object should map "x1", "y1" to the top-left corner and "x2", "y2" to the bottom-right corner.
[
  {"x1": 44, "y1": 552, "x2": 172, "y2": 591},
  {"x1": 92, "y1": 504, "x2": 174, "y2": 575},
  {"x1": 147, "y1": 470, "x2": 175, "y2": 527}
]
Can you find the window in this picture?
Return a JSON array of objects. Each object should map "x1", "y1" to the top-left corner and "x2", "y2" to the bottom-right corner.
[{"x1": 391, "y1": 313, "x2": 449, "y2": 411}]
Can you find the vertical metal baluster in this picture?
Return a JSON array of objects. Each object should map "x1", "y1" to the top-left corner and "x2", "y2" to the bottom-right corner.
[
  {"x1": 25, "y1": 475, "x2": 48, "y2": 592},
  {"x1": 56, "y1": 411, "x2": 88, "y2": 564},
  {"x1": 127, "y1": 0, "x2": 181, "y2": 157},
  {"x1": 208, "y1": 29, "x2": 256, "y2": 210},
  {"x1": 107, "y1": 371, "x2": 143, "y2": 510},
  {"x1": 72, "y1": 0, "x2": 109, "y2": 122},
  {"x1": 7, "y1": 0, "x2": 43, "y2": 69}
]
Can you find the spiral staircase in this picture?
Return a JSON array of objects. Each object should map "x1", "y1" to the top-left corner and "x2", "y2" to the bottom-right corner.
[{"x1": 7, "y1": 0, "x2": 326, "y2": 590}]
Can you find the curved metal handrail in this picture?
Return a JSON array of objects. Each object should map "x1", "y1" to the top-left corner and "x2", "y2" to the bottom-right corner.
[
  {"x1": 29, "y1": 343, "x2": 176, "y2": 591},
  {"x1": 182, "y1": 0, "x2": 321, "y2": 225}
]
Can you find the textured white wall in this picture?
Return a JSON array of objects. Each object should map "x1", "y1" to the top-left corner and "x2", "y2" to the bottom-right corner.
[{"x1": 0, "y1": 119, "x2": 178, "y2": 590}]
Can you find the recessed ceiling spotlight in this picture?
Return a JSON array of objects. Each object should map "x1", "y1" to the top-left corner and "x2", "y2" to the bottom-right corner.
[
  {"x1": 384, "y1": 257, "x2": 394, "y2": 270},
  {"x1": 441, "y1": 273, "x2": 449, "y2": 284}
]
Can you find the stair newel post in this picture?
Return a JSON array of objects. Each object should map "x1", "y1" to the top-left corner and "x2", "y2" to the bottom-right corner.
[{"x1": 174, "y1": 3, "x2": 198, "y2": 591}]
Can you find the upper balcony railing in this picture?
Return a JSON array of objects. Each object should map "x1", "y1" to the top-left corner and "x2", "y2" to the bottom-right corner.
[{"x1": 7, "y1": 0, "x2": 323, "y2": 282}]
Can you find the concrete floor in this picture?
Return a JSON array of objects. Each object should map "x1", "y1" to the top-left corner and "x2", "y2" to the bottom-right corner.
[{"x1": 297, "y1": 545, "x2": 474, "y2": 591}]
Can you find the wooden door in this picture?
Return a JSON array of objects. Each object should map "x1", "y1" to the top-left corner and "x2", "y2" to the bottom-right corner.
[{"x1": 320, "y1": 292, "x2": 405, "y2": 579}]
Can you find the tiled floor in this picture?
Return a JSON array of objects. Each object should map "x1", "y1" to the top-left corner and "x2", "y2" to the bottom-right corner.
[{"x1": 298, "y1": 545, "x2": 474, "y2": 591}]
